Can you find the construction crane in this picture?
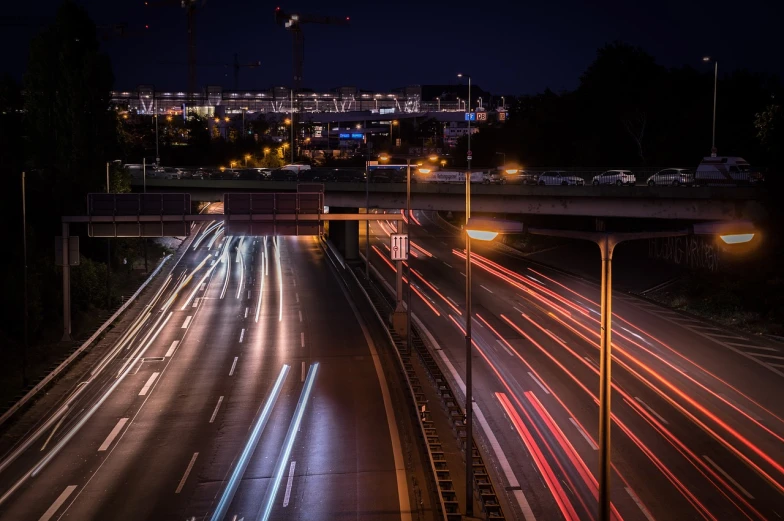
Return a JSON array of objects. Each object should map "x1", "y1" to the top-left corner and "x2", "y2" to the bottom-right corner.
[
  {"x1": 145, "y1": 0, "x2": 205, "y2": 100},
  {"x1": 273, "y1": 6, "x2": 350, "y2": 94}
]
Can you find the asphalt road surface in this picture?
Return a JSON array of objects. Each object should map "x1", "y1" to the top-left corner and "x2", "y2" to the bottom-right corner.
[
  {"x1": 363, "y1": 209, "x2": 784, "y2": 521},
  {"x1": 0, "y1": 210, "x2": 409, "y2": 521}
]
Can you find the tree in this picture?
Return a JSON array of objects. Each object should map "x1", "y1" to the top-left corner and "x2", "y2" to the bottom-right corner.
[{"x1": 24, "y1": 0, "x2": 115, "y2": 215}]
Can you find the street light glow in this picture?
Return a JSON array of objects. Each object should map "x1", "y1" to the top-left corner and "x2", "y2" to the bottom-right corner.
[
  {"x1": 720, "y1": 233, "x2": 755, "y2": 244},
  {"x1": 379, "y1": 154, "x2": 390, "y2": 162},
  {"x1": 466, "y1": 229, "x2": 498, "y2": 241},
  {"x1": 418, "y1": 168, "x2": 432, "y2": 174},
  {"x1": 505, "y1": 169, "x2": 519, "y2": 175},
  {"x1": 702, "y1": 56, "x2": 711, "y2": 62},
  {"x1": 428, "y1": 155, "x2": 438, "y2": 161}
]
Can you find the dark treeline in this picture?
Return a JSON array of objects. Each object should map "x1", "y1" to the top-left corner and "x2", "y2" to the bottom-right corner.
[{"x1": 457, "y1": 43, "x2": 782, "y2": 170}]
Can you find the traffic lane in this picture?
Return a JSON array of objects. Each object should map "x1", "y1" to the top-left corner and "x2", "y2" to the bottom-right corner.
[
  {"x1": 366, "y1": 234, "x2": 750, "y2": 521},
  {"x1": 380, "y1": 231, "x2": 776, "y2": 520},
  {"x1": 0, "y1": 238, "x2": 217, "y2": 517},
  {"x1": 269, "y1": 236, "x2": 402, "y2": 520},
  {"x1": 43, "y1": 236, "x2": 252, "y2": 520}
]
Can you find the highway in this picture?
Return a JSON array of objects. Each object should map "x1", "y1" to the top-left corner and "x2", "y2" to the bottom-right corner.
[
  {"x1": 364, "y1": 209, "x2": 784, "y2": 521},
  {"x1": 0, "y1": 206, "x2": 409, "y2": 521}
]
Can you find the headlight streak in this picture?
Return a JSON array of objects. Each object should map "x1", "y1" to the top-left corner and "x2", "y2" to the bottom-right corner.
[
  {"x1": 256, "y1": 363, "x2": 319, "y2": 521},
  {"x1": 220, "y1": 238, "x2": 233, "y2": 300},
  {"x1": 206, "y1": 223, "x2": 225, "y2": 250},
  {"x1": 191, "y1": 220, "x2": 218, "y2": 250},
  {"x1": 274, "y1": 236, "x2": 283, "y2": 322},
  {"x1": 236, "y1": 238, "x2": 246, "y2": 299},
  {"x1": 209, "y1": 365, "x2": 290, "y2": 521},
  {"x1": 255, "y1": 246, "x2": 265, "y2": 323},
  {"x1": 371, "y1": 245, "x2": 440, "y2": 316}
]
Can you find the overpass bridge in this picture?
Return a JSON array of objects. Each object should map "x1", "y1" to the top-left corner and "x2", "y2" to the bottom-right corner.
[{"x1": 131, "y1": 178, "x2": 766, "y2": 222}]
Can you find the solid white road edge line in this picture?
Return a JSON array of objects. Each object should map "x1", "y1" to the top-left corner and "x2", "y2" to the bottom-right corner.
[
  {"x1": 283, "y1": 461, "x2": 296, "y2": 507},
  {"x1": 528, "y1": 372, "x2": 550, "y2": 394},
  {"x1": 98, "y1": 418, "x2": 129, "y2": 451}
]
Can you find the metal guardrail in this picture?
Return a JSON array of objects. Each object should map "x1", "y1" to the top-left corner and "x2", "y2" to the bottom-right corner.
[
  {"x1": 350, "y1": 254, "x2": 506, "y2": 520},
  {"x1": 0, "y1": 254, "x2": 172, "y2": 428}
]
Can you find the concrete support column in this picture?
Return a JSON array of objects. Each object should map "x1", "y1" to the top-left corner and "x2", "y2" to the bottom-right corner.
[{"x1": 327, "y1": 207, "x2": 359, "y2": 260}]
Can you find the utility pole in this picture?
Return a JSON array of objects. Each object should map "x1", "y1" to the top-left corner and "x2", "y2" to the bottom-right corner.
[{"x1": 106, "y1": 162, "x2": 111, "y2": 309}]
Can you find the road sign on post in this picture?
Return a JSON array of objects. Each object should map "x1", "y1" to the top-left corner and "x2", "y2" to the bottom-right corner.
[
  {"x1": 464, "y1": 112, "x2": 476, "y2": 121},
  {"x1": 390, "y1": 233, "x2": 409, "y2": 261},
  {"x1": 467, "y1": 151, "x2": 473, "y2": 161},
  {"x1": 476, "y1": 111, "x2": 487, "y2": 121}
]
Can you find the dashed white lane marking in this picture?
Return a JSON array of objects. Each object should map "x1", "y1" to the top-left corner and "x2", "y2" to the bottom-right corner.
[
  {"x1": 209, "y1": 396, "x2": 224, "y2": 423},
  {"x1": 513, "y1": 306, "x2": 524, "y2": 314},
  {"x1": 728, "y1": 343, "x2": 778, "y2": 352},
  {"x1": 703, "y1": 455, "x2": 754, "y2": 499},
  {"x1": 39, "y1": 485, "x2": 77, "y2": 521},
  {"x1": 244, "y1": 307, "x2": 248, "y2": 319},
  {"x1": 199, "y1": 283, "x2": 206, "y2": 291},
  {"x1": 138, "y1": 372, "x2": 160, "y2": 396},
  {"x1": 299, "y1": 310, "x2": 303, "y2": 322},
  {"x1": 239, "y1": 328, "x2": 245, "y2": 343},
  {"x1": 569, "y1": 418, "x2": 598, "y2": 450},
  {"x1": 192, "y1": 298, "x2": 199, "y2": 308},
  {"x1": 283, "y1": 461, "x2": 296, "y2": 507},
  {"x1": 301, "y1": 361, "x2": 306, "y2": 382},
  {"x1": 175, "y1": 453, "x2": 199, "y2": 494},
  {"x1": 625, "y1": 486, "x2": 656, "y2": 521},
  {"x1": 165, "y1": 341, "x2": 180, "y2": 358},
  {"x1": 443, "y1": 261, "x2": 452, "y2": 268},
  {"x1": 98, "y1": 418, "x2": 129, "y2": 451},
  {"x1": 300, "y1": 332, "x2": 305, "y2": 348},
  {"x1": 750, "y1": 353, "x2": 784, "y2": 361},
  {"x1": 719, "y1": 393, "x2": 762, "y2": 421},
  {"x1": 496, "y1": 339, "x2": 514, "y2": 357},
  {"x1": 229, "y1": 357, "x2": 238, "y2": 376},
  {"x1": 528, "y1": 372, "x2": 550, "y2": 394},
  {"x1": 480, "y1": 285, "x2": 494, "y2": 294},
  {"x1": 181, "y1": 316, "x2": 192, "y2": 329},
  {"x1": 295, "y1": 293, "x2": 300, "y2": 303},
  {"x1": 635, "y1": 396, "x2": 668, "y2": 424}
]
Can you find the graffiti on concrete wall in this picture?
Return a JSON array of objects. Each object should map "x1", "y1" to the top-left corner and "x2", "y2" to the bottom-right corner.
[{"x1": 649, "y1": 236, "x2": 720, "y2": 272}]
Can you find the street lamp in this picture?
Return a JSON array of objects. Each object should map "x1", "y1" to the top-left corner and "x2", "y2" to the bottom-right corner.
[
  {"x1": 465, "y1": 216, "x2": 756, "y2": 521},
  {"x1": 501, "y1": 96, "x2": 505, "y2": 109},
  {"x1": 457, "y1": 70, "x2": 475, "y2": 517},
  {"x1": 436, "y1": 97, "x2": 440, "y2": 112},
  {"x1": 702, "y1": 56, "x2": 718, "y2": 157},
  {"x1": 244, "y1": 154, "x2": 251, "y2": 167}
]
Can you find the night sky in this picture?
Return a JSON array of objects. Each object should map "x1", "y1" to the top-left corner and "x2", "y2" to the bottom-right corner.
[{"x1": 2, "y1": 0, "x2": 782, "y2": 94}]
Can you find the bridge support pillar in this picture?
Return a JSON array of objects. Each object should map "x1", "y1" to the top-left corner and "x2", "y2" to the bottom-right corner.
[
  {"x1": 327, "y1": 207, "x2": 359, "y2": 260},
  {"x1": 61, "y1": 223, "x2": 72, "y2": 342}
]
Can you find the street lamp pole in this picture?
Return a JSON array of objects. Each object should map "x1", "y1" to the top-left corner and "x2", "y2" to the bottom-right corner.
[
  {"x1": 458, "y1": 71, "x2": 474, "y2": 517},
  {"x1": 21, "y1": 171, "x2": 28, "y2": 387},
  {"x1": 365, "y1": 158, "x2": 370, "y2": 279},
  {"x1": 105, "y1": 162, "x2": 111, "y2": 309},
  {"x1": 155, "y1": 111, "x2": 160, "y2": 166},
  {"x1": 406, "y1": 157, "x2": 412, "y2": 355},
  {"x1": 712, "y1": 60, "x2": 718, "y2": 157}
]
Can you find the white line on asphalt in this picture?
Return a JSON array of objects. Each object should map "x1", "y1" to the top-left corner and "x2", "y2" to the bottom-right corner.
[
  {"x1": 300, "y1": 332, "x2": 305, "y2": 348},
  {"x1": 244, "y1": 307, "x2": 248, "y2": 319},
  {"x1": 182, "y1": 316, "x2": 192, "y2": 329},
  {"x1": 209, "y1": 396, "x2": 224, "y2": 423},
  {"x1": 40, "y1": 413, "x2": 67, "y2": 452},
  {"x1": 728, "y1": 343, "x2": 779, "y2": 352},
  {"x1": 200, "y1": 283, "x2": 206, "y2": 291},
  {"x1": 719, "y1": 393, "x2": 763, "y2": 421},
  {"x1": 583, "y1": 356, "x2": 597, "y2": 369},
  {"x1": 528, "y1": 372, "x2": 550, "y2": 394},
  {"x1": 98, "y1": 418, "x2": 129, "y2": 451},
  {"x1": 229, "y1": 357, "x2": 238, "y2": 376},
  {"x1": 301, "y1": 361, "x2": 306, "y2": 382},
  {"x1": 175, "y1": 453, "x2": 199, "y2": 494},
  {"x1": 460, "y1": 272, "x2": 467, "y2": 278},
  {"x1": 703, "y1": 455, "x2": 754, "y2": 499},
  {"x1": 750, "y1": 353, "x2": 784, "y2": 361},
  {"x1": 480, "y1": 285, "x2": 493, "y2": 294},
  {"x1": 299, "y1": 310, "x2": 303, "y2": 322},
  {"x1": 239, "y1": 329, "x2": 245, "y2": 343},
  {"x1": 625, "y1": 486, "x2": 656, "y2": 521},
  {"x1": 569, "y1": 418, "x2": 598, "y2": 450},
  {"x1": 39, "y1": 485, "x2": 77, "y2": 521},
  {"x1": 192, "y1": 298, "x2": 199, "y2": 308},
  {"x1": 496, "y1": 339, "x2": 514, "y2": 356},
  {"x1": 283, "y1": 461, "x2": 296, "y2": 507},
  {"x1": 138, "y1": 372, "x2": 160, "y2": 396},
  {"x1": 545, "y1": 329, "x2": 567, "y2": 344},
  {"x1": 165, "y1": 341, "x2": 180, "y2": 358},
  {"x1": 295, "y1": 293, "x2": 299, "y2": 303},
  {"x1": 634, "y1": 397, "x2": 668, "y2": 424},
  {"x1": 443, "y1": 261, "x2": 452, "y2": 268},
  {"x1": 513, "y1": 306, "x2": 524, "y2": 314}
]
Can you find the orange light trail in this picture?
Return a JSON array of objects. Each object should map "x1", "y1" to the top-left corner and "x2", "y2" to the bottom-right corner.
[
  {"x1": 409, "y1": 210, "x2": 422, "y2": 226},
  {"x1": 496, "y1": 393, "x2": 581, "y2": 521},
  {"x1": 411, "y1": 268, "x2": 461, "y2": 315},
  {"x1": 371, "y1": 245, "x2": 440, "y2": 316},
  {"x1": 518, "y1": 312, "x2": 784, "y2": 509},
  {"x1": 411, "y1": 241, "x2": 433, "y2": 257},
  {"x1": 501, "y1": 314, "x2": 720, "y2": 519}
]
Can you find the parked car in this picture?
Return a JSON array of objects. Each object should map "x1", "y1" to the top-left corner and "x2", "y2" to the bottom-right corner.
[
  {"x1": 331, "y1": 169, "x2": 365, "y2": 182},
  {"x1": 646, "y1": 168, "x2": 693, "y2": 186},
  {"x1": 592, "y1": 170, "x2": 636, "y2": 186},
  {"x1": 269, "y1": 168, "x2": 298, "y2": 181},
  {"x1": 281, "y1": 162, "x2": 312, "y2": 173},
  {"x1": 694, "y1": 156, "x2": 763, "y2": 186},
  {"x1": 537, "y1": 171, "x2": 586, "y2": 186},
  {"x1": 211, "y1": 169, "x2": 237, "y2": 180},
  {"x1": 161, "y1": 168, "x2": 180, "y2": 180},
  {"x1": 499, "y1": 168, "x2": 538, "y2": 185}
]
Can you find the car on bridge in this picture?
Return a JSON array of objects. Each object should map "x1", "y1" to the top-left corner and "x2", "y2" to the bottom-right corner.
[
  {"x1": 537, "y1": 171, "x2": 586, "y2": 186},
  {"x1": 646, "y1": 168, "x2": 694, "y2": 186},
  {"x1": 694, "y1": 156, "x2": 764, "y2": 186},
  {"x1": 592, "y1": 169, "x2": 636, "y2": 186}
]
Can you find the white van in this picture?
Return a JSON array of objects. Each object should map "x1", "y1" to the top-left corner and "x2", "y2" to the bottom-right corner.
[
  {"x1": 694, "y1": 157, "x2": 763, "y2": 186},
  {"x1": 281, "y1": 163, "x2": 312, "y2": 173}
]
